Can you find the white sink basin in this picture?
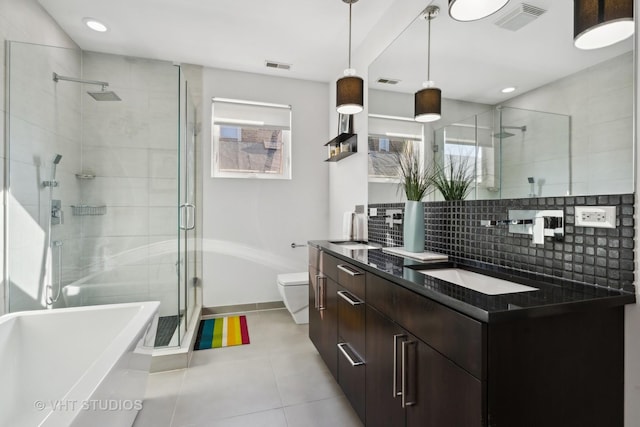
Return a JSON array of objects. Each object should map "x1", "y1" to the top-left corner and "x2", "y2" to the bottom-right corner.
[
  {"x1": 417, "y1": 268, "x2": 539, "y2": 295},
  {"x1": 329, "y1": 241, "x2": 381, "y2": 250}
]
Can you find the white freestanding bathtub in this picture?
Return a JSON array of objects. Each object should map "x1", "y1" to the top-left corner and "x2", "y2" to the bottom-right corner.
[{"x1": 0, "y1": 301, "x2": 160, "y2": 427}]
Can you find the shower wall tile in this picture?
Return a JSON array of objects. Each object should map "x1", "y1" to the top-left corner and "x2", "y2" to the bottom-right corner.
[
  {"x1": 82, "y1": 206, "x2": 149, "y2": 238},
  {"x1": 369, "y1": 193, "x2": 635, "y2": 292},
  {"x1": 149, "y1": 149, "x2": 178, "y2": 179},
  {"x1": 149, "y1": 178, "x2": 178, "y2": 207},
  {"x1": 83, "y1": 146, "x2": 150, "y2": 178},
  {"x1": 147, "y1": 236, "x2": 181, "y2": 266},
  {"x1": 81, "y1": 177, "x2": 150, "y2": 207},
  {"x1": 148, "y1": 207, "x2": 178, "y2": 237},
  {"x1": 80, "y1": 236, "x2": 150, "y2": 267}
]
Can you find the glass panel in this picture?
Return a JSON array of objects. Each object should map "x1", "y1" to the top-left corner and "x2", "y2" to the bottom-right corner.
[{"x1": 6, "y1": 42, "x2": 183, "y2": 348}]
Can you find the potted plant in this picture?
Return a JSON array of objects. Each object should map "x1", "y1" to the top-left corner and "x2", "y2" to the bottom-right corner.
[
  {"x1": 431, "y1": 155, "x2": 474, "y2": 201},
  {"x1": 397, "y1": 146, "x2": 433, "y2": 252}
]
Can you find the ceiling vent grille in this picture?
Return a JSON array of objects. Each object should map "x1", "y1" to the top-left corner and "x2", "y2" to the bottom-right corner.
[
  {"x1": 265, "y1": 60, "x2": 291, "y2": 70},
  {"x1": 377, "y1": 78, "x2": 401, "y2": 85},
  {"x1": 495, "y1": 3, "x2": 546, "y2": 31}
]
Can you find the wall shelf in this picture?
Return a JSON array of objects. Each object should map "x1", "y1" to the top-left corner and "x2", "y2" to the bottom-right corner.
[{"x1": 324, "y1": 133, "x2": 357, "y2": 162}]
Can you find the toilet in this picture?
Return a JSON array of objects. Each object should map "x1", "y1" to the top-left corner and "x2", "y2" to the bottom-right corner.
[{"x1": 277, "y1": 272, "x2": 309, "y2": 324}]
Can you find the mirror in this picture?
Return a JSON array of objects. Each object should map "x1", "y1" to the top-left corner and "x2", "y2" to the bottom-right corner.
[{"x1": 368, "y1": 0, "x2": 633, "y2": 202}]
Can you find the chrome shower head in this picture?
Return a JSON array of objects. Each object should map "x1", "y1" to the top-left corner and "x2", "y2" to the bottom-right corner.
[
  {"x1": 53, "y1": 154, "x2": 63, "y2": 164},
  {"x1": 87, "y1": 90, "x2": 121, "y2": 101},
  {"x1": 492, "y1": 130, "x2": 515, "y2": 138}
]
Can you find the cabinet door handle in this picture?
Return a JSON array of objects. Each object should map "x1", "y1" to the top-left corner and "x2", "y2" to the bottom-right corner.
[
  {"x1": 314, "y1": 275, "x2": 326, "y2": 310},
  {"x1": 337, "y1": 343, "x2": 364, "y2": 367},
  {"x1": 337, "y1": 290, "x2": 363, "y2": 306},
  {"x1": 401, "y1": 340, "x2": 417, "y2": 408},
  {"x1": 393, "y1": 334, "x2": 406, "y2": 398},
  {"x1": 337, "y1": 264, "x2": 363, "y2": 276},
  {"x1": 314, "y1": 275, "x2": 321, "y2": 309}
]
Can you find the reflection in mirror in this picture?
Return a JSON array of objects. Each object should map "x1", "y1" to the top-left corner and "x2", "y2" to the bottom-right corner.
[
  {"x1": 367, "y1": 1, "x2": 633, "y2": 202},
  {"x1": 434, "y1": 106, "x2": 571, "y2": 200},
  {"x1": 368, "y1": 114, "x2": 424, "y2": 203}
]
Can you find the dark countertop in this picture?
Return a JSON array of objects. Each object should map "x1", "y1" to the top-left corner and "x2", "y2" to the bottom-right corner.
[{"x1": 310, "y1": 240, "x2": 636, "y2": 323}]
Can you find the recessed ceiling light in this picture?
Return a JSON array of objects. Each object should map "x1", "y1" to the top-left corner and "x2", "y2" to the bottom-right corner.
[
  {"x1": 83, "y1": 18, "x2": 108, "y2": 32},
  {"x1": 501, "y1": 87, "x2": 516, "y2": 93}
]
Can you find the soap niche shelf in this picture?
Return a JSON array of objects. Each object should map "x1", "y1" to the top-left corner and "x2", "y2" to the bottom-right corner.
[{"x1": 325, "y1": 113, "x2": 357, "y2": 162}]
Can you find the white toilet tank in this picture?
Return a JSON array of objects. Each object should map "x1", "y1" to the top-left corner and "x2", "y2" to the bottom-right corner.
[{"x1": 277, "y1": 272, "x2": 309, "y2": 324}]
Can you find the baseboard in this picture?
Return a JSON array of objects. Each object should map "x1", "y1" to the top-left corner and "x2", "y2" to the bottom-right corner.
[{"x1": 202, "y1": 301, "x2": 285, "y2": 316}]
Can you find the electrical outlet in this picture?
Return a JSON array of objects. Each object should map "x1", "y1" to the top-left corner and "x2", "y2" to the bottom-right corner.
[
  {"x1": 575, "y1": 206, "x2": 616, "y2": 228},
  {"x1": 369, "y1": 207, "x2": 377, "y2": 217}
]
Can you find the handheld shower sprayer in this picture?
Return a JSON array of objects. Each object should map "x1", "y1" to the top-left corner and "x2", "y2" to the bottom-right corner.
[
  {"x1": 43, "y1": 154, "x2": 63, "y2": 188},
  {"x1": 528, "y1": 177, "x2": 535, "y2": 197}
]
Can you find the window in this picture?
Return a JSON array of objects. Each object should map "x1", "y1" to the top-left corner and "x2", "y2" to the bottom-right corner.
[
  {"x1": 368, "y1": 114, "x2": 424, "y2": 182},
  {"x1": 212, "y1": 97, "x2": 292, "y2": 179}
]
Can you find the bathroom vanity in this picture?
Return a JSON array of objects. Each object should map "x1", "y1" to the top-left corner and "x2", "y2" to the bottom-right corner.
[{"x1": 308, "y1": 241, "x2": 635, "y2": 427}]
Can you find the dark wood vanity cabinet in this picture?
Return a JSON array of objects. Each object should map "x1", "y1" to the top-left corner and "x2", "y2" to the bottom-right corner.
[
  {"x1": 309, "y1": 245, "x2": 625, "y2": 426},
  {"x1": 308, "y1": 247, "x2": 338, "y2": 379},
  {"x1": 365, "y1": 275, "x2": 483, "y2": 427}
]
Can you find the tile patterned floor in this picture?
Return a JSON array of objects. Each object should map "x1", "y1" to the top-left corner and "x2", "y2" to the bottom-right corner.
[{"x1": 133, "y1": 309, "x2": 363, "y2": 427}]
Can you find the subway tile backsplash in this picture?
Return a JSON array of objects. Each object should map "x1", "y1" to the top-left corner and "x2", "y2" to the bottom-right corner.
[{"x1": 368, "y1": 194, "x2": 635, "y2": 292}]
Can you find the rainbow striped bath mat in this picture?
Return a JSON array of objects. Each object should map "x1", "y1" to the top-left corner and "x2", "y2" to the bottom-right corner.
[{"x1": 194, "y1": 315, "x2": 250, "y2": 350}]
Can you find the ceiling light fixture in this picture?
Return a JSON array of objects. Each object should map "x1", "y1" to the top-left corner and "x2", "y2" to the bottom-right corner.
[
  {"x1": 336, "y1": 0, "x2": 364, "y2": 115},
  {"x1": 448, "y1": 0, "x2": 510, "y2": 22},
  {"x1": 415, "y1": 6, "x2": 441, "y2": 123},
  {"x1": 574, "y1": 0, "x2": 634, "y2": 50},
  {"x1": 83, "y1": 18, "x2": 108, "y2": 32},
  {"x1": 501, "y1": 86, "x2": 516, "y2": 93}
]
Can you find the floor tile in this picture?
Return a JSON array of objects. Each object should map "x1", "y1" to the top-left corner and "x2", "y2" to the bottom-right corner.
[
  {"x1": 136, "y1": 309, "x2": 355, "y2": 427},
  {"x1": 179, "y1": 408, "x2": 288, "y2": 427},
  {"x1": 283, "y1": 396, "x2": 363, "y2": 427}
]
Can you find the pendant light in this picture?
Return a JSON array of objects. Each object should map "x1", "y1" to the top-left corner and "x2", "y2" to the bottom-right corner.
[
  {"x1": 336, "y1": 0, "x2": 364, "y2": 115},
  {"x1": 415, "y1": 6, "x2": 441, "y2": 123},
  {"x1": 574, "y1": 0, "x2": 634, "y2": 50},
  {"x1": 448, "y1": 0, "x2": 510, "y2": 22}
]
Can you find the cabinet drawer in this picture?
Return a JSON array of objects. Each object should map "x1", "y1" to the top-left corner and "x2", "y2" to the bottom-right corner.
[
  {"x1": 323, "y1": 253, "x2": 340, "y2": 282},
  {"x1": 366, "y1": 272, "x2": 484, "y2": 379},
  {"x1": 337, "y1": 262, "x2": 365, "y2": 298},
  {"x1": 337, "y1": 342, "x2": 365, "y2": 423},
  {"x1": 338, "y1": 286, "x2": 365, "y2": 357}
]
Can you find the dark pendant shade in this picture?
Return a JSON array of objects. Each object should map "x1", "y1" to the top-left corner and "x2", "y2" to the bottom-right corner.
[
  {"x1": 574, "y1": 0, "x2": 634, "y2": 49},
  {"x1": 336, "y1": 76, "x2": 364, "y2": 115},
  {"x1": 414, "y1": 87, "x2": 441, "y2": 123}
]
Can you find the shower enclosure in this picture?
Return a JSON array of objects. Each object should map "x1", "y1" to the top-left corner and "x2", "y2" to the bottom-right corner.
[
  {"x1": 5, "y1": 41, "x2": 199, "y2": 348},
  {"x1": 434, "y1": 106, "x2": 571, "y2": 199}
]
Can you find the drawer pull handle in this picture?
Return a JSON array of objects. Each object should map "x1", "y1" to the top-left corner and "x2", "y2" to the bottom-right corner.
[
  {"x1": 337, "y1": 342, "x2": 364, "y2": 367},
  {"x1": 337, "y1": 264, "x2": 363, "y2": 277},
  {"x1": 393, "y1": 334, "x2": 406, "y2": 398},
  {"x1": 337, "y1": 290, "x2": 363, "y2": 306},
  {"x1": 401, "y1": 340, "x2": 417, "y2": 408}
]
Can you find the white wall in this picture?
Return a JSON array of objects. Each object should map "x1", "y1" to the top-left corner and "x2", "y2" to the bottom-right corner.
[
  {"x1": 0, "y1": 0, "x2": 79, "y2": 314},
  {"x1": 201, "y1": 68, "x2": 329, "y2": 308}
]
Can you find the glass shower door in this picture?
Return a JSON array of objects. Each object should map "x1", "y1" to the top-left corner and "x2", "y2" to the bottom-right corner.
[{"x1": 178, "y1": 76, "x2": 197, "y2": 339}]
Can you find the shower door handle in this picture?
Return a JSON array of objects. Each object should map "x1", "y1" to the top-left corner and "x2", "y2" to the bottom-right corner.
[{"x1": 180, "y1": 204, "x2": 196, "y2": 230}]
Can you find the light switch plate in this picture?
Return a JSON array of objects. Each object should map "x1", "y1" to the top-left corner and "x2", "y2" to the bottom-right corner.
[{"x1": 575, "y1": 206, "x2": 616, "y2": 228}]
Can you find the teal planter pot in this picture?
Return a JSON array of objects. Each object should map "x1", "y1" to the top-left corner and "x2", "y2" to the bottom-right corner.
[{"x1": 403, "y1": 201, "x2": 425, "y2": 253}]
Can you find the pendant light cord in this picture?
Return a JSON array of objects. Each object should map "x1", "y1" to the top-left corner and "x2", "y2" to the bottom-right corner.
[
  {"x1": 348, "y1": 1, "x2": 353, "y2": 69},
  {"x1": 427, "y1": 13, "x2": 431, "y2": 82}
]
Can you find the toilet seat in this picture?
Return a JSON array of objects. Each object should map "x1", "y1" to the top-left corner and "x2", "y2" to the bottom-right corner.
[{"x1": 277, "y1": 272, "x2": 308, "y2": 286}]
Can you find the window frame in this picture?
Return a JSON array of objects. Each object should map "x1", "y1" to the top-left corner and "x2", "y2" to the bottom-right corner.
[
  {"x1": 211, "y1": 97, "x2": 292, "y2": 180},
  {"x1": 368, "y1": 114, "x2": 425, "y2": 184}
]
